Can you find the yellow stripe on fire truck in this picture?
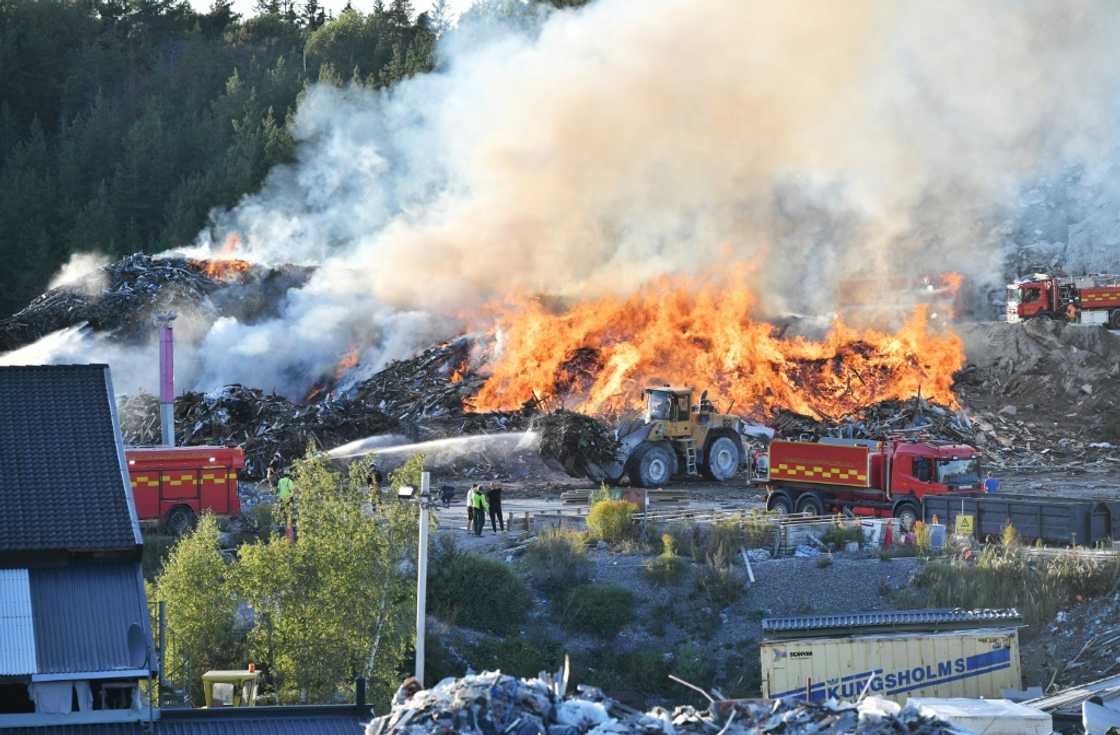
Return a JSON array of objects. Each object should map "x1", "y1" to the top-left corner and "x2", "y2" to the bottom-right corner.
[
  {"x1": 201, "y1": 473, "x2": 228, "y2": 481},
  {"x1": 774, "y1": 462, "x2": 867, "y2": 482}
]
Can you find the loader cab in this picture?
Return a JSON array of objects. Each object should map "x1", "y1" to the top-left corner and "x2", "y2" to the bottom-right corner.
[{"x1": 645, "y1": 387, "x2": 691, "y2": 422}]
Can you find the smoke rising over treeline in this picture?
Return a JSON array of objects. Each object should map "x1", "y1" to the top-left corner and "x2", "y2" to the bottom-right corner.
[{"x1": 8, "y1": 0, "x2": 1120, "y2": 398}]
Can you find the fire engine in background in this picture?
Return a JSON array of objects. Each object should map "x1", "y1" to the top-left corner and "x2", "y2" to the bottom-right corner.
[
  {"x1": 1006, "y1": 273, "x2": 1120, "y2": 328},
  {"x1": 126, "y1": 446, "x2": 245, "y2": 534},
  {"x1": 753, "y1": 438, "x2": 981, "y2": 530}
]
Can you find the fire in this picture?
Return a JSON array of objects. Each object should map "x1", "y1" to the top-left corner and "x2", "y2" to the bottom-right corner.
[
  {"x1": 335, "y1": 347, "x2": 360, "y2": 382},
  {"x1": 220, "y1": 233, "x2": 242, "y2": 256},
  {"x1": 189, "y1": 258, "x2": 252, "y2": 281},
  {"x1": 469, "y1": 271, "x2": 963, "y2": 420}
]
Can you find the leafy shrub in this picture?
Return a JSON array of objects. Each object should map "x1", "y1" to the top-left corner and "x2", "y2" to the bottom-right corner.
[
  {"x1": 523, "y1": 528, "x2": 590, "y2": 595},
  {"x1": 141, "y1": 533, "x2": 178, "y2": 580},
  {"x1": 589, "y1": 483, "x2": 612, "y2": 506},
  {"x1": 468, "y1": 636, "x2": 561, "y2": 678},
  {"x1": 821, "y1": 521, "x2": 863, "y2": 550},
  {"x1": 645, "y1": 534, "x2": 688, "y2": 586},
  {"x1": 429, "y1": 538, "x2": 531, "y2": 634},
  {"x1": 1001, "y1": 521, "x2": 1020, "y2": 547},
  {"x1": 913, "y1": 521, "x2": 931, "y2": 553},
  {"x1": 560, "y1": 583, "x2": 634, "y2": 637},
  {"x1": 914, "y1": 545, "x2": 1120, "y2": 631},
  {"x1": 587, "y1": 500, "x2": 638, "y2": 545},
  {"x1": 695, "y1": 549, "x2": 744, "y2": 607}
]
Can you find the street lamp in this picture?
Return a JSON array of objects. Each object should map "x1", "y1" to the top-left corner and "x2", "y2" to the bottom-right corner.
[{"x1": 399, "y1": 471, "x2": 432, "y2": 686}]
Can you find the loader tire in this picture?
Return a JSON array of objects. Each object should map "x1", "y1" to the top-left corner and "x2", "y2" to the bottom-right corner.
[
  {"x1": 628, "y1": 443, "x2": 674, "y2": 488},
  {"x1": 703, "y1": 435, "x2": 742, "y2": 481}
]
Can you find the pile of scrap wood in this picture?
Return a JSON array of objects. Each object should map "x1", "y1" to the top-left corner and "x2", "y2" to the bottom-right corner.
[
  {"x1": 367, "y1": 669, "x2": 968, "y2": 734},
  {"x1": 118, "y1": 385, "x2": 400, "y2": 479},
  {"x1": 0, "y1": 253, "x2": 311, "y2": 352},
  {"x1": 534, "y1": 410, "x2": 620, "y2": 481}
]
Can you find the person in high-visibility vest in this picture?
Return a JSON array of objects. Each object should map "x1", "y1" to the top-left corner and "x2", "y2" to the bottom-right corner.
[
  {"x1": 470, "y1": 487, "x2": 489, "y2": 536},
  {"x1": 276, "y1": 471, "x2": 294, "y2": 525}
]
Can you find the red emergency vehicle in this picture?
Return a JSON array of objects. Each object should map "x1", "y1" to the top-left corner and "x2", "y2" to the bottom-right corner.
[
  {"x1": 755, "y1": 438, "x2": 981, "y2": 529},
  {"x1": 125, "y1": 446, "x2": 245, "y2": 534},
  {"x1": 1008, "y1": 274, "x2": 1120, "y2": 327}
]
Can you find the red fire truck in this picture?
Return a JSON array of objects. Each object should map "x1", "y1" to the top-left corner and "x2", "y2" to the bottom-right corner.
[
  {"x1": 1007, "y1": 274, "x2": 1120, "y2": 328},
  {"x1": 755, "y1": 439, "x2": 981, "y2": 529},
  {"x1": 125, "y1": 446, "x2": 245, "y2": 534}
]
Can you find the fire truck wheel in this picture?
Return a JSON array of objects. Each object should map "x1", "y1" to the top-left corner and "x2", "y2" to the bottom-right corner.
[
  {"x1": 703, "y1": 435, "x2": 742, "y2": 481},
  {"x1": 767, "y1": 493, "x2": 793, "y2": 515},
  {"x1": 795, "y1": 493, "x2": 824, "y2": 517},
  {"x1": 628, "y1": 443, "x2": 674, "y2": 488},
  {"x1": 1110, "y1": 310, "x2": 1120, "y2": 329},
  {"x1": 894, "y1": 504, "x2": 919, "y2": 532},
  {"x1": 167, "y1": 506, "x2": 196, "y2": 536}
]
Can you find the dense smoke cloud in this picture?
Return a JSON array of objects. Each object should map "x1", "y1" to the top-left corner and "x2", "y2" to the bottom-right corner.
[{"x1": 17, "y1": 0, "x2": 1120, "y2": 396}]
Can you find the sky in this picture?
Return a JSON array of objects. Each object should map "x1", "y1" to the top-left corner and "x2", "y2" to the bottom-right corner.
[{"x1": 188, "y1": 0, "x2": 475, "y2": 19}]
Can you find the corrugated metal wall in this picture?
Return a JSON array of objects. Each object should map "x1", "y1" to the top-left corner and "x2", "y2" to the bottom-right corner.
[{"x1": 0, "y1": 567, "x2": 37, "y2": 675}]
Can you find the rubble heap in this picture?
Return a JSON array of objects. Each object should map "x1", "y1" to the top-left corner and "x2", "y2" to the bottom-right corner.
[
  {"x1": 533, "y1": 410, "x2": 620, "y2": 480},
  {"x1": 348, "y1": 337, "x2": 531, "y2": 439},
  {"x1": 118, "y1": 385, "x2": 400, "y2": 479},
  {"x1": 0, "y1": 253, "x2": 312, "y2": 353},
  {"x1": 367, "y1": 670, "x2": 967, "y2": 735},
  {"x1": 771, "y1": 398, "x2": 973, "y2": 446}
]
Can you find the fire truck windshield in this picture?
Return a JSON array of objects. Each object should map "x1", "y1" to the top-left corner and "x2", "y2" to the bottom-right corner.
[{"x1": 936, "y1": 458, "x2": 980, "y2": 486}]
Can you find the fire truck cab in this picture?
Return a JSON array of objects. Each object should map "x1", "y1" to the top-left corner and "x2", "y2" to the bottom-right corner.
[
  {"x1": 756, "y1": 438, "x2": 981, "y2": 530},
  {"x1": 1008, "y1": 274, "x2": 1120, "y2": 328},
  {"x1": 126, "y1": 446, "x2": 244, "y2": 534}
]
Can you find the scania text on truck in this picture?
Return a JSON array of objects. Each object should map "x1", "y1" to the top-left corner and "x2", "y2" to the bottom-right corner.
[
  {"x1": 753, "y1": 438, "x2": 981, "y2": 529},
  {"x1": 126, "y1": 445, "x2": 245, "y2": 534}
]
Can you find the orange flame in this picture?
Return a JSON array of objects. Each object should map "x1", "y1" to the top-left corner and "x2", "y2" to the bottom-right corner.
[
  {"x1": 189, "y1": 258, "x2": 252, "y2": 281},
  {"x1": 335, "y1": 347, "x2": 360, "y2": 382},
  {"x1": 469, "y1": 271, "x2": 963, "y2": 420},
  {"x1": 220, "y1": 233, "x2": 242, "y2": 256}
]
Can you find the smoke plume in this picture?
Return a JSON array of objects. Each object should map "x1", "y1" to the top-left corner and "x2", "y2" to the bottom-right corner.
[{"x1": 20, "y1": 0, "x2": 1120, "y2": 397}]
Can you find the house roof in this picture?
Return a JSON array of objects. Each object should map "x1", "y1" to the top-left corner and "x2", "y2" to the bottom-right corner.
[
  {"x1": 29, "y1": 562, "x2": 153, "y2": 675},
  {"x1": 0, "y1": 365, "x2": 141, "y2": 555}
]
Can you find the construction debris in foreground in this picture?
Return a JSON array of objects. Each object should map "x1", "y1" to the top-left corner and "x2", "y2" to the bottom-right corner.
[{"x1": 367, "y1": 670, "x2": 968, "y2": 735}]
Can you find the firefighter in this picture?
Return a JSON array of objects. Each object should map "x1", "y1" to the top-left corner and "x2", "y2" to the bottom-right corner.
[
  {"x1": 486, "y1": 484, "x2": 504, "y2": 533},
  {"x1": 465, "y1": 484, "x2": 477, "y2": 531},
  {"x1": 471, "y1": 486, "x2": 489, "y2": 536}
]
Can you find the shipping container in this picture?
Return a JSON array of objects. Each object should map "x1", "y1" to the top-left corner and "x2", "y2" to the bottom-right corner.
[{"x1": 762, "y1": 628, "x2": 1021, "y2": 704}]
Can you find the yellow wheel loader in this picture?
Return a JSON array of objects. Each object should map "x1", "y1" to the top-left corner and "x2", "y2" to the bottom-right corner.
[{"x1": 599, "y1": 386, "x2": 769, "y2": 487}]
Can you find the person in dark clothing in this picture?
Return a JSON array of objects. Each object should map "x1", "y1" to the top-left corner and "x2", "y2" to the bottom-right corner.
[
  {"x1": 486, "y1": 484, "x2": 504, "y2": 532},
  {"x1": 439, "y1": 484, "x2": 455, "y2": 509}
]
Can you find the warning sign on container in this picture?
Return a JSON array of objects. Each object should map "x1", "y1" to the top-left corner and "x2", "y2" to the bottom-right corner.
[{"x1": 955, "y1": 514, "x2": 975, "y2": 536}]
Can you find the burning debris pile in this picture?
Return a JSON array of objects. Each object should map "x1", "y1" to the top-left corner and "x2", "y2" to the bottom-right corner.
[
  {"x1": 469, "y1": 272, "x2": 964, "y2": 421},
  {"x1": 347, "y1": 337, "x2": 531, "y2": 439},
  {"x1": 0, "y1": 253, "x2": 312, "y2": 353},
  {"x1": 770, "y1": 398, "x2": 974, "y2": 446},
  {"x1": 368, "y1": 670, "x2": 967, "y2": 735},
  {"x1": 118, "y1": 386, "x2": 400, "y2": 478}
]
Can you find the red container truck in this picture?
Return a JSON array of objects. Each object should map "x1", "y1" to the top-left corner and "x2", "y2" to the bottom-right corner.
[
  {"x1": 125, "y1": 446, "x2": 245, "y2": 534},
  {"x1": 756, "y1": 438, "x2": 981, "y2": 529}
]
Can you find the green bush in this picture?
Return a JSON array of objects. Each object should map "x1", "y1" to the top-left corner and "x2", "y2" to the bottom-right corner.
[
  {"x1": 645, "y1": 534, "x2": 687, "y2": 586},
  {"x1": 560, "y1": 583, "x2": 635, "y2": 637},
  {"x1": 429, "y1": 539, "x2": 532, "y2": 634},
  {"x1": 141, "y1": 533, "x2": 178, "y2": 580},
  {"x1": 695, "y1": 549, "x2": 744, "y2": 608},
  {"x1": 523, "y1": 528, "x2": 590, "y2": 596},
  {"x1": 587, "y1": 500, "x2": 638, "y2": 544},
  {"x1": 468, "y1": 636, "x2": 561, "y2": 679},
  {"x1": 915, "y1": 545, "x2": 1120, "y2": 631},
  {"x1": 589, "y1": 483, "x2": 612, "y2": 506},
  {"x1": 821, "y1": 521, "x2": 863, "y2": 550}
]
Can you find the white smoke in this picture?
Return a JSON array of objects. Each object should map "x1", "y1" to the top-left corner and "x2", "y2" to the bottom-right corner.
[
  {"x1": 47, "y1": 252, "x2": 111, "y2": 294},
  {"x1": 16, "y1": 0, "x2": 1120, "y2": 397}
]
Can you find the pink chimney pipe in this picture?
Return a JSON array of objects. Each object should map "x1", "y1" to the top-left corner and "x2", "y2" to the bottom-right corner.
[{"x1": 157, "y1": 314, "x2": 176, "y2": 447}]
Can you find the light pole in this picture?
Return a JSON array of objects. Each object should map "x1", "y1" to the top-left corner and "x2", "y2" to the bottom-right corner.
[{"x1": 399, "y1": 471, "x2": 432, "y2": 686}]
